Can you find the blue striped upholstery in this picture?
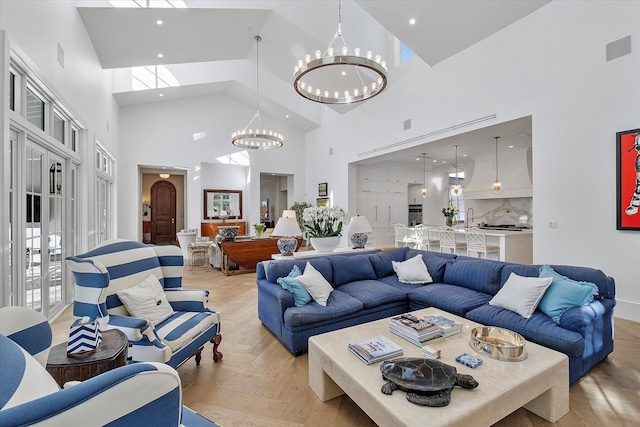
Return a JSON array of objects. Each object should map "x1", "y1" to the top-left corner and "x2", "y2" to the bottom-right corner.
[
  {"x1": 0, "y1": 307, "x2": 52, "y2": 367},
  {"x1": 66, "y1": 239, "x2": 221, "y2": 368},
  {"x1": 0, "y1": 307, "x2": 219, "y2": 427}
]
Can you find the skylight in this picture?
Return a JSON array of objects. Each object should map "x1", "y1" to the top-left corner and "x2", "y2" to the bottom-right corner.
[
  {"x1": 216, "y1": 151, "x2": 250, "y2": 166},
  {"x1": 109, "y1": 0, "x2": 186, "y2": 8},
  {"x1": 132, "y1": 65, "x2": 180, "y2": 90}
]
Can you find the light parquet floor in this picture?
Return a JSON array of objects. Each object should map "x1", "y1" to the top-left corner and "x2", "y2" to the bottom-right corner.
[{"x1": 50, "y1": 268, "x2": 640, "y2": 427}]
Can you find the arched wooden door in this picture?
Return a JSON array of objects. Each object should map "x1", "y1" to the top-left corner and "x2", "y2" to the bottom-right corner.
[{"x1": 151, "y1": 180, "x2": 176, "y2": 244}]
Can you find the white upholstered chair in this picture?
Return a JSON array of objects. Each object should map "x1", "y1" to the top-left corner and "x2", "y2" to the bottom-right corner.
[
  {"x1": 465, "y1": 227, "x2": 500, "y2": 259},
  {"x1": 439, "y1": 226, "x2": 467, "y2": 254}
]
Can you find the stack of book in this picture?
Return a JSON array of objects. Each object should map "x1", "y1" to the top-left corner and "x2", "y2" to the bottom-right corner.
[
  {"x1": 423, "y1": 315, "x2": 463, "y2": 337},
  {"x1": 422, "y1": 343, "x2": 442, "y2": 359},
  {"x1": 348, "y1": 335, "x2": 403, "y2": 365},
  {"x1": 389, "y1": 314, "x2": 441, "y2": 346}
]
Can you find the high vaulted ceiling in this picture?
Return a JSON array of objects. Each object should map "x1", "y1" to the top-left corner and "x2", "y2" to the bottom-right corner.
[{"x1": 76, "y1": 0, "x2": 548, "y2": 163}]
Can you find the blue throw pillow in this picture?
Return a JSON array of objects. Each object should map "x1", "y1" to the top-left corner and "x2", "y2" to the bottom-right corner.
[
  {"x1": 538, "y1": 264, "x2": 599, "y2": 323},
  {"x1": 277, "y1": 265, "x2": 312, "y2": 307}
]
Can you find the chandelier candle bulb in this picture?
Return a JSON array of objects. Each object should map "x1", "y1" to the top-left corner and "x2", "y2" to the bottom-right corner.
[{"x1": 354, "y1": 47, "x2": 360, "y2": 56}]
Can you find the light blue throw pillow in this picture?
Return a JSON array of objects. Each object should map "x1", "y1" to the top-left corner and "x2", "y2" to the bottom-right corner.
[
  {"x1": 538, "y1": 264, "x2": 599, "y2": 323},
  {"x1": 277, "y1": 265, "x2": 312, "y2": 307}
]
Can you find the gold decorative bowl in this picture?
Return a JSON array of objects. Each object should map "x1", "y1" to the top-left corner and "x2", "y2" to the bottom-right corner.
[{"x1": 469, "y1": 327, "x2": 527, "y2": 362}]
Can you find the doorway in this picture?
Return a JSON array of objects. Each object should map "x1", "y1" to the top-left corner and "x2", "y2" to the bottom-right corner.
[{"x1": 151, "y1": 180, "x2": 176, "y2": 244}]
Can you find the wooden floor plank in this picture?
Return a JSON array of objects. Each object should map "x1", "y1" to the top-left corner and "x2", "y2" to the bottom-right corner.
[{"x1": 49, "y1": 267, "x2": 640, "y2": 427}]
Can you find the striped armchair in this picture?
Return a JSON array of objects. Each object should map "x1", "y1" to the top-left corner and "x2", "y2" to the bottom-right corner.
[
  {"x1": 66, "y1": 239, "x2": 222, "y2": 369},
  {"x1": 0, "y1": 306, "x2": 184, "y2": 426}
]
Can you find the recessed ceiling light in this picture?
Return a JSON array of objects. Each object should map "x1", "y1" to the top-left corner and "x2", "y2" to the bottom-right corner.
[
  {"x1": 157, "y1": 53, "x2": 164, "y2": 58},
  {"x1": 341, "y1": 71, "x2": 346, "y2": 76},
  {"x1": 433, "y1": 159, "x2": 437, "y2": 163},
  {"x1": 508, "y1": 145, "x2": 514, "y2": 148},
  {"x1": 409, "y1": 18, "x2": 416, "y2": 25},
  {"x1": 463, "y1": 154, "x2": 467, "y2": 157},
  {"x1": 156, "y1": 19, "x2": 163, "y2": 25},
  {"x1": 285, "y1": 114, "x2": 289, "y2": 118},
  {"x1": 159, "y1": 93, "x2": 164, "y2": 97}
]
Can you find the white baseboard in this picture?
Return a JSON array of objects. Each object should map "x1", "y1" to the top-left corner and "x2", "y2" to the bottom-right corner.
[{"x1": 613, "y1": 299, "x2": 640, "y2": 324}]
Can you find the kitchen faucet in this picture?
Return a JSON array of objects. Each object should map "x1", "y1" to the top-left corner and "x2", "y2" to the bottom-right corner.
[{"x1": 466, "y1": 208, "x2": 475, "y2": 228}]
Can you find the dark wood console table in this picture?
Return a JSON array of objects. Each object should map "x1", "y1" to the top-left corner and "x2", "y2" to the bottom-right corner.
[
  {"x1": 219, "y1": 237, "x2": 303, "y2": 275},
  {"x1": 46, "y1": 329, "x2": 129, "y2": 387}
]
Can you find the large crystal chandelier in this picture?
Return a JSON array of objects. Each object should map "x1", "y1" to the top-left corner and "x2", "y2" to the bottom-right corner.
[
  {"x1": 232, "y1": 36, "x2": 283, "y2": 150},
  {"x1": 293, "y1": 0, "x2": 388, "y2": 104}
]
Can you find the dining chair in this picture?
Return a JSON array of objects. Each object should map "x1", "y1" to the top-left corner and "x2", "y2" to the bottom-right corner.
[
  {"x1": 465, "y1": 227, "x2": 500, "y2": 259},
  {"x1": 439, "y1": 226, "x2": 467, "y2": 254},
  {"x1": 394, "y1": 223, "x2": 416, "y2": 247}
]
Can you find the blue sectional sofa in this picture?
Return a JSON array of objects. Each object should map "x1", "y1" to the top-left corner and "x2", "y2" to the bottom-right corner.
[{"x1": 256, "y1": 247, "x2": 616, "y2": 384}]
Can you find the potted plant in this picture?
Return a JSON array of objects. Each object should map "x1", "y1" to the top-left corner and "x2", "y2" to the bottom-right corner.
[
  {"x1": 253, "y1": 222, "x2": 266, "y2": 238},
  {"x1": 302, "y1": 205, "x2": 346, "y2": 252},
  {"x1": 441, "y1": 205, "x2": 459, "y2": 227}
]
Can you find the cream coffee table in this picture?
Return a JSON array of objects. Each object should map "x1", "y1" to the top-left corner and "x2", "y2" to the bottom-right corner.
[{"x1": 309, "y1": 308, "x2": 569, "y2": 426}]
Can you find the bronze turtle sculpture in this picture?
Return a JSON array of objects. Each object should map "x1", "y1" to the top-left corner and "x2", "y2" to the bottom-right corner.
[{"x1": 380, "y1": 357, "x2": 479, "y2": 407}]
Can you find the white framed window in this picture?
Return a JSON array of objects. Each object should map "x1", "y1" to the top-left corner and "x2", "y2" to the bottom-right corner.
[{"x1": 95, "y1": 143, "x2": 114, "y2": 244}]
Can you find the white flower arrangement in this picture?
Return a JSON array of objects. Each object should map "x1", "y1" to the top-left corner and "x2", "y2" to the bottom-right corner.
[
  {"x1": 302, "y1": 206, "x2": 346, "y2": 238},
  {"x1": 441, "y1": 205, "x2": 459, "y2": 217}
]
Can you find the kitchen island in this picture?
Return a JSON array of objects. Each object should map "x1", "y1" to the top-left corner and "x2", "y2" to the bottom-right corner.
[{"x1": 408, "y1": 226, "x2": 533, "y2": 264}]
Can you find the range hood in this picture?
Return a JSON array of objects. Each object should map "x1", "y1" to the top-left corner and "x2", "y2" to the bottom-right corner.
[{"x1": 463, "y1": 147, "x2": 532, "y2": 199}]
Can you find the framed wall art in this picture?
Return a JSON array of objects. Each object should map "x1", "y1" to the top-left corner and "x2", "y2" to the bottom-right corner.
[
  {"x1": 318, "y1": 182, "x2": 328, "y2": 197},
  {"x1": 316, "y1": 197, "x2": 330, "y2": 207},
  {"x1": 616, "y1": 128, "x2": 640, "y2": 230}
]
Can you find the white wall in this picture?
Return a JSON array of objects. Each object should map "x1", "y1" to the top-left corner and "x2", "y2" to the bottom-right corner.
[
  {"x1": 117, "y1": 93, "x2": 307, "y2": 240},
  {"x1": 306, "y1": 1, "x2": 640, "y2": 322}
]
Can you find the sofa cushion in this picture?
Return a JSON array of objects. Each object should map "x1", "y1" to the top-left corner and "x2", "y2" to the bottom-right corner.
[
  {"x1": 406, "y1": 249, "x2": 452, "y2": 283},
  {"x1": 409, "y1": 283, "x2": 493, "y2": 316},
  {"x1": 296, "y1": 262, "x2": 334, "y2": 306},
  {"x1": 392, "y1": 254, "x2": 433, "y2": 284},
  {"x1": 283, "y1": 290, "x2": 364, "y2": 327},
  {"x1": 378, "y1": 275, "x2": 425, "y2": 293},
  {"x1": 265, "y1": 258, "x2": 333, "y2": 284},
  {"x1": 338, "y1": 280, "x2": 408, "y2": 309},
  {"x1": 489, "y1": 273, "x2": 553, "y2": 318},
  {"x1": 443, "y1": 258, "x2": 504, "y2": 295},
  {"x1": 367, "y1": 247, "x2": 408, "y2": 278},
  {"x1": 538, "y1": 265, "x2": 599, "y2": 323},
  {"x1": 277, "y1": 265, "x2": 312, "y2": 307},
  {"x1": 330, "y1": 255, "x2": 376, "y2": 286},
  {"x1": 465, "y1": 304, "x2": 585, "y2": 357},
  {"x1": 155, "y1": 311, "x2": 220, "y2": 352}
]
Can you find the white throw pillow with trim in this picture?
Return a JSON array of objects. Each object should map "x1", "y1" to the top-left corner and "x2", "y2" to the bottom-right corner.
[
  {"x1": 392, "y1": 254, "x2": 433, "y2": 284},
  {"x1": 489, "y1": 272, "x2": 553, "y2": 318},
  {"x1": 116, "y1": 274, "x2": 174, "y2": 324},
  {"x1": 295, "y1": 262, "x2": 333, "y2": 306}
]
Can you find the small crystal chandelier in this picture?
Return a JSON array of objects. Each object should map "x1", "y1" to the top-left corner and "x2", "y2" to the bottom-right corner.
[
  {"x1": 232, "y1": 36, "x2": 283, "y2": 150},
  {"x1": 451, "y1": 145, "x2": 463, "y2": 197},
  {"x1": 292, "y1": 0, "x2": 388, "y2": 104},
  {"x1": 418, "y1": 153, "x2": 428, "y2": 198},
  {"x1": 492, "y1": 136, "x2": 502, "y2": 194}
]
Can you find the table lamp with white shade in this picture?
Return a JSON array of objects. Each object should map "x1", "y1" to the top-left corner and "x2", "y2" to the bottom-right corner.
[
  {"x1": 272, "y1": 210, "x2": 302, "y2": 255},
  {"x1": 348, "y1": 215, "x2": 373, "y2": 249}
]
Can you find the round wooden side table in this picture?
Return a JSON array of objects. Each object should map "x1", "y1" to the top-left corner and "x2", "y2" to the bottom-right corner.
[{"x1": 46, "y1": 329, "x2": 129, "y2": 387}]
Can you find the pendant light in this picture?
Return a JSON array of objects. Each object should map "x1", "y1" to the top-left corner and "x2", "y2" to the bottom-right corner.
[
  {"x1": 231, "y1": 36, "x2": 283, "y2": 150},
  {"x1": 451, "y1": 145, "x2": 463, "y2": 197},
  {"x1": 492, "y1": 136, "x2": 502, "y2": 194},
  {"x1": 419, "y1": 153, "x2": 428, "y2": 198},
  {"x1": 292, "y1": 0, "x2": 388, "y2": 104}
]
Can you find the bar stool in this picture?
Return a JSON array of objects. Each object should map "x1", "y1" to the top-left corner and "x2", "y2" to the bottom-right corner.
[
  {"x1": 465, "y1": 227, "x2": 500, "y2": 259},
  {"x1": 439, "y1": 226, "x2": 466, "y2": 254},
  {"x1": 422, "y1": 226, "x2": 441, "y2": 251}
]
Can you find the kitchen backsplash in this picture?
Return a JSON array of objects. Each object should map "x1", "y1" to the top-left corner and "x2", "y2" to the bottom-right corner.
[{"x1": 464, "y1": 198, "x2": 533, "y2": 227}]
